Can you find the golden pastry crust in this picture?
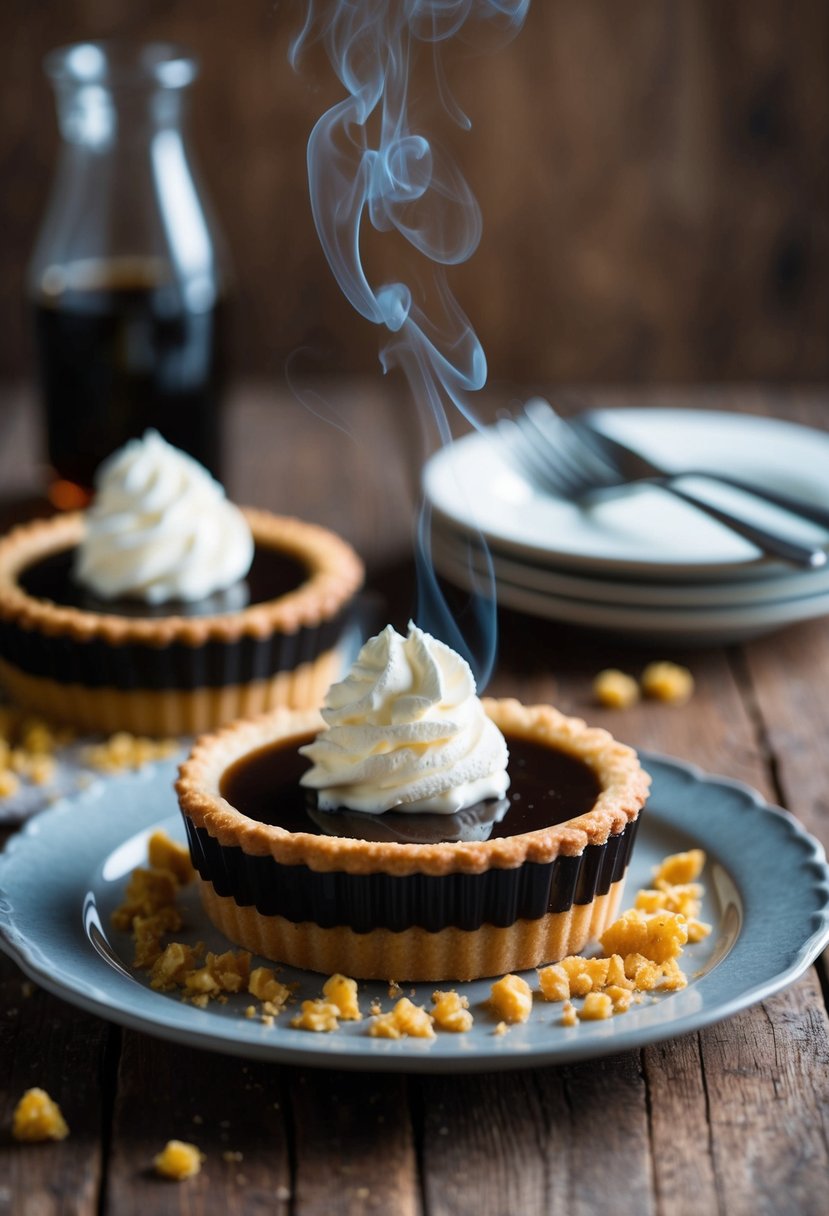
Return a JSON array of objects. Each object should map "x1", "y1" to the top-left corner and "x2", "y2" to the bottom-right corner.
[
  {"x1": 0, "y1": 647, "x2": 343, "y2": 737},
  {"x1": 176, "y1": 698, "x2": 650, "y2": 878},
  {"x1": 197, "y1": 878, "x2": 626, "y2": 981},
  {"x1": 0, "y1": 508, "x2": 363, "y2": 647}
]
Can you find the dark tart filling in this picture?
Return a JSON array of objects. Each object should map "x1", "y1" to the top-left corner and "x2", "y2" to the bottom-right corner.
[
  {"x1": 18, "y1": 544, "x2": 309, "y2": 619},
  {"x1": 183, "y1": 733, "x2": 638, "y2": 933}
]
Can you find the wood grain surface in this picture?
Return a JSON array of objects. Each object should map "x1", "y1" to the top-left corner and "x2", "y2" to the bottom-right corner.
[
  {"x1": 0, "y1": 382, "x2": 828, "y2": 1215},
  {"x1": 1, "y1": 1, "x2": 828, "y2": 383}
]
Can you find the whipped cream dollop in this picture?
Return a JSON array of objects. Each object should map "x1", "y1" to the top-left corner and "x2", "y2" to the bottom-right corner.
[
  {"x1": 299, "y1": 623, "x2": 509, "y2": 815},
  {"x1": 74, "y1": 430, "x2": 254, "y2": 604}
]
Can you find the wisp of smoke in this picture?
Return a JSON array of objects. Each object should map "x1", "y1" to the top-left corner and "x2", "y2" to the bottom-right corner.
[{"x1": 291, "y1": 1, "x2": 530, "y2": 685}]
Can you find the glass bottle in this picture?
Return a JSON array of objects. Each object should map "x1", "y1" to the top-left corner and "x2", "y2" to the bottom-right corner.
[{"x1": 28, "y1": 41, "x2": 229, "y2": 507}]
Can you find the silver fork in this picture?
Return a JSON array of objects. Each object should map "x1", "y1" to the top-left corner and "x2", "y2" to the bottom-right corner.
[{"x1": 496, "y1": 401, "x2": 828, "y2": 569}]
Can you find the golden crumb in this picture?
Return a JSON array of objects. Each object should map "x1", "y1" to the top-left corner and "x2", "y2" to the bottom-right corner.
[
  {"x1": 11, "y1": 1088, "x2": 69, "y2": 1142},
  {"x1": 369, "y1": 997, "x2": 434, "y2": 1039},
  {"x1": 0, "y1": 769, "x2": 20, "y2": 797},
  {"x1": 560, "y1": 1001, "x2": 578, "y2": 1027},
  {"x1": 111, "y1": 834, "x2": 197, "y2": 969},
  {"x1": 558, "y1": 955, "x2": 611, "y2": 995},
  {"x1": 111, "y1": 867, "x2": 179, "y2": 932},
  {"x1": 687, "y1": 919, "x2": 713, "y2": 943},
  {"x1": 431, "y1": 990, "x2": 473, "y2": 1033},
  {"x1": 83, "y1": 732, "x2": 179, "y2": 774},
  {"x1": 493, "y1": 1021, "x2": 508, "y2": 1036},
  {"x1": 0, "y1": 714, "x2": 63, "y2": 796},
  {"x1": 132, "y1": 905, "x2": 183, "y2": 969},
  {"x1": 387, "y1": 980, "x2": 403, "y2": 998},
  {"x1": 147, "y1": 830, "x2": 194, "y2": 886},
  {"x1": 9, "y1": 747, "x2": 34, "y2": 776},
  {"x1": 635, "y1": 882, "x2": 702, "y2": 918},
  {"x1": 605, "y1": 985, "x2": 633, "y2": 1013},
  {"x1": 149, "y1": 942, "x2": 205, "y2": 992},
  {"x1": 657, "y1": 958, "x2": 688, "y2": 991},
  {"x1": 537, "y1": 963, "x2": 570, "y2": 1002},
  {"x1": 653, "y1": 848, "x2": 706, "y2": 886},
  {"x1": 641, "y1": 661, "x2": 694, "y2": 705},
  {"x1": 489, "y1": 974, "x2": 533, "y2": 1024},
  {"x1": 623, "y1": 953, "x2": 661, "y2": 991},
  {"x1": 600, "y1": 909, "x2": 688, "y2": 964},
  {"x1": 290, "y1": 999, "x2": 341, "y2": 1032},
  {"x1": 248, "y1": 967, "x2": 291, "y2": 1010},
  {"x1": 579, "y1": 992, "x2": 613, "y2": 1021},
  {"x1": 322, "y1": 974, "x2": 362, "y2": 1021},
  {"x1": 593, "y1": 668, "x2": 640, "y2": 709},
  {"x1": 185, "y1": 950, "x2": 251, "y2": 998},
  {"x1": 605, "y1": 954, "x2": 633, "y2": 989},
  {"x1": 28, "y1": 756, "x2": 57, "y2": 786},
  {"x1": 19, "y1": 720, "x2": 56, "y2": 755},
  {"x1": 153, "y1": 1140, "x2": 204, "y2": 1181},
  {"x1": 532, "y1": 848, "x2": 710, "y2": 1029}
]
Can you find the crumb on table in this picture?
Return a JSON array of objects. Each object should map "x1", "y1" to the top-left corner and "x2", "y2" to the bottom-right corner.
[
  {"x1": 640, "y1": 661, "x2": 694, "y2": 705},
  {"x1": 11, "y1": 1088, "x2": 69, "y2": 1142},
  {"x1": 153, "y1": 1139, "x2": 204, "y2": 1180},
  {"x1": 593, "y1": 669, "x2": 640, "y2": 709}
]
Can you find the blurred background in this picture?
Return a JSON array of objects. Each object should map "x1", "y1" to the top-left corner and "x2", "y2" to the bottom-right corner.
[{"x1": 2, "y1": 0, "x2": 827, "y2": 390}]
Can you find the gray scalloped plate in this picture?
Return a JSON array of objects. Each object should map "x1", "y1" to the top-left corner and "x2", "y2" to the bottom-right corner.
[{"x1": 1, "y1": 753, "x2": 828, "y2": 1073}]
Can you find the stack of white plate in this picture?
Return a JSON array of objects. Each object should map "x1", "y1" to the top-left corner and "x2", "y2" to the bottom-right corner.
[{"x1": 423, "y1": 408, "x2": 829, "y2": 645}]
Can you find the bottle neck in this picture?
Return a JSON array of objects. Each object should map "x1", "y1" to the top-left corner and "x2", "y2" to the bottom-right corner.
[{"x1": 53, "y1": 82, "x2": 188, "y2": 150}]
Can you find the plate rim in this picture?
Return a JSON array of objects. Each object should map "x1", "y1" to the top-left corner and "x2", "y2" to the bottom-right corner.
[
  {"x1": 423, "y1": 407, "x2": 829, "y2": 577},
  {"x1": 430, "y1": 546, "x2": 829, "y2": 643},
  {"x1": 431, "y1": 523, "x2": 829, "y2": 608},
  {"x1": 1, "y1": 753, "x2": 828, "y2": 1073}
]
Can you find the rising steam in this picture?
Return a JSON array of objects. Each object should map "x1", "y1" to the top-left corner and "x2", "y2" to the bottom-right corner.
[{"x1": 292, "y1": 1, "x2": 530, "y2": 684}]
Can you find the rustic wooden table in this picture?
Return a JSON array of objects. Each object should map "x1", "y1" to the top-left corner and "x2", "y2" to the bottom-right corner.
[{"x1": 0, "y1": 382, "x2": 828, "y2": 1215}]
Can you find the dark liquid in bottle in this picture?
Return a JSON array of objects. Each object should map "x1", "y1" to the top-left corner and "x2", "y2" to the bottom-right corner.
[{"x1": 32, "y1": 258, "x2": 226, "y2": 501}]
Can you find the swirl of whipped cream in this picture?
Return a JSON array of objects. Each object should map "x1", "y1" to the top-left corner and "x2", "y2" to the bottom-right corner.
[
  {"x1": 299, "y1": 622, "x2": 509, "y2": 814},
  {"x1": 74, "y1": 430, "x2": 254, "y2": 603}
]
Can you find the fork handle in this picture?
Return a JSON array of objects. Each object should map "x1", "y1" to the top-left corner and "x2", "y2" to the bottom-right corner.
[
  {"x1": 664, "y1": 485, "x2": 827, "y2": 569},
  {"x1": 674, "y1": 472, "x2": 829, "y2": 531}
]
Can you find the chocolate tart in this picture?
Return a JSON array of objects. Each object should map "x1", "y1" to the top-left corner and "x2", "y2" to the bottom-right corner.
[
  {"x1": 176, "y1": 698, "x2": 650, "y2": 981},
  {"x1": 0, "y1": 510, "x2": 363, "y2": 736}
]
